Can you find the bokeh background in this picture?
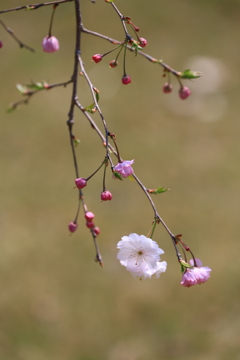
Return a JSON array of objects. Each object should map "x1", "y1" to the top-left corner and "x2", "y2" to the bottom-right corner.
[{"x1": 0, "y1": 0, "x2": 240, "y2": 359}]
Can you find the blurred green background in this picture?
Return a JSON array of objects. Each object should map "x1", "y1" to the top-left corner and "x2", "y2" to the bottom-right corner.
[{"x1": 0, "y1": 0, "x2": 240, "y2": 359}]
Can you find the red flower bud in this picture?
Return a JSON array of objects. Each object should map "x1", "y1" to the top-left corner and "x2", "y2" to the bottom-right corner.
[
  {"x1": 75, "y1": 178, "x2": 87, "y2": 189},
  {"x1": 139, "y1": 37, "x2": 147, "y2": 48},
  {"x1": 86, "y1": 221, "x2": 95, "y2": 228},
  {"x1": 109, "y1": 60, "x2": 118, "y2": 68},
  {"x1": 85, "y1": 211, "x2": 95, "y2": 221},
  {"x1": 179, "y1": 86, "x2": 191, "y2": 100},
  {"x1": 101, "y1": 190, "x2": 113, "y2": 201},
  {"x1": 122, "y1": 75, "x2": 132, "y2": 85},
  {"x1": 93, "y1": 226, "x2": 100, "y2": 236},
  {"x1": 0, "y1": 41, "x2": 3, "y2": 48},
  {"x1": 92, "y1": 54, "x2": 103, "y2": 63},
  {"x1": 163, "y1": 83, "x2": 173, "y2": 93},
  {"x1": 68, "y1": 221, "x2": 78, "y2": 233}
]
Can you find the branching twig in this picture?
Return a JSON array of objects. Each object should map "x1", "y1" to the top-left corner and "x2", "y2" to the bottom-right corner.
[
  {"x1": 0, "y1": 0, "x2": 73, "y2": 14},
  {"x1": 82, "y1": 27, "x2": 181, "y2": 77},
  {"x1": 0, "y1": 19, "x2": 34, "y2": 52},
  {"x1": 9, "y1": 79, "x2": 72, "y2": 111}
]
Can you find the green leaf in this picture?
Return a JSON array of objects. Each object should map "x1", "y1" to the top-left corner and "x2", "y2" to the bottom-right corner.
[
  {"x1": 179, "y1": 69, "x2": 203, "y2": 79},
  {"x1": 73, "y1": 138, "x2": 80, "y2": 147},
  {"x1": 149, "y1": 187, "x2": 169, "y2": 195},
  {"x1": 85, "y1": 103, "x2": 96, "y2": 114},
  {"x1": 112, "y1": 171, "x2": 123, "y2": 181},
  {"x1": 26, "y1": 82, "x2": 45, "y2": 90},
  {"x1": 96, "y1": 92, "x2": 100, "y2": 103}
]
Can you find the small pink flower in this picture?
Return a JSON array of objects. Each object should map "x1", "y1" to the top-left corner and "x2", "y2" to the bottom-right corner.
[
  {"x1": 181, "y1": 270, "x2": 198, "y2": 287},
  {"x1": 114, "y1": 160, "x2": 134, "y2": 178},
  {"x1": 190, "y1": 258, "x2": 212, "y2": 285},
  {"x1": 68, "y1": 221, "x2": 78, "y2": 233},
  {"x1": 139, "y1": 37, "x2": 147, "y2": 48},
  {"x1": 85, "y1": 211, "x2": 95, "y2": 221},
  {"x1": 163, "y1": 83, "x2": 173, "y2": 93},
  {"x1": 122, "y1": 75, "x2": 132, "y2": 85},
  {"x1": 181, "y1": 258, "x2": 212, "y2": 287},
  {"x1": 179, "y1": 86, "x2": 191, "y2": 100},
  {"x1": 42, "y1": 36, "x2": 59, "y2": 53},
  {"x1": 75, "y1": 178, "x2": 87, "y2": 189},
  {"x1": 109, "y1": 60, "x2": 118, "y2": 68},
  {"x1": 92, "y1": 54, "x2": 103, "y2": 63},
  {"x1": 86, "y1": 221, "x2": 95, "y2": 229},
  {"x1": 101, "y1": 190, "x2": 113, "y2": 201}
]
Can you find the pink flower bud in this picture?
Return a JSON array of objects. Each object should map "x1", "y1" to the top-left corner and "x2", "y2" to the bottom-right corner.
[
  {"x1": 86, "y1": 221, "x2": 95, "y2": 228},
  {"x1": 163, "y1": 83, "x2": 173, "y2": 93},
  {"x1": 42, "y1": 36, "x2": 59, "y2": 53},
  {"x1": 0, "y1": 41, "x2": 3, "y2": 48},
  {"x1": 68, "y1": 221, "x2": 78, "y2": 233},
  {"x1": 85, "y1": 211, "x2": 95, "y2": 221},
  {"x1": 75, "y1": 178, "x2": 87, "y2": 189},
  {"x1": 101, "y1": 190, "x2": 113, "y2": 201},
  {"x1": 93, "y1": 226, "x2": 100, "y2": 236},
  {"x1": 109, "y1": 60, "x2": 118, "y2": 68},
  {"x1": 114, "y1": 160, "x2": 134, "y2": 178},
  {"x1": 179, "y1": 86, "x2": 191, "y2": 100},
  {"x1": 139, "y1": 37, "x2": 147, "y2": 48},
  {"x1": 92, "y1": 54, "x2": 103, "y2": 63},
  {"x1": 122, "y1": 75, "x2": 132, "y2": 85}
]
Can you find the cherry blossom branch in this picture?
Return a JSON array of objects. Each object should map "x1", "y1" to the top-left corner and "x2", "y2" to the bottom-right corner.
[
  {"x1": 82, "y1": 27, "x2": 181, "y2": 77},
  {"x1": 0, "y1": 0, "x2": 73, "y2": 14},
  {"x1": 0, "y1": 19, "x2": 34, "y2": 52}
]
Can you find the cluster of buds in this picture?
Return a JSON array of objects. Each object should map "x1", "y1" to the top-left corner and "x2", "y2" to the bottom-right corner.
[
  {"x1": 85, "y1": 211, "x2": 100, "y2": 236},
  {"x1": 91, "y1": 14, "x2": 148, "y2": 86},
  {"x1": 162, "y1": 82, "x2": 191, "y2": 100}
]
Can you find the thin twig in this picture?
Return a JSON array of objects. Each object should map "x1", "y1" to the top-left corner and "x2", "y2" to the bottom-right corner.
[
  {"x1": 0, "y1": 0, "x2": 73, "y2": 14},
  {"x1": 9, "y1": 79, "x2": 72, "y2": 111},
  {"x1": 82, "y1": 27, "x2": 181, "y2": 77},
  {"x1": 0, "y1": 19, "x2": 34, "y2": 52}
]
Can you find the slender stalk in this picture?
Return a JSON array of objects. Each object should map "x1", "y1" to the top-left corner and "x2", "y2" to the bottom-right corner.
[{"x1": 0, "y1": 0, "x2": 73, "y2": 14}]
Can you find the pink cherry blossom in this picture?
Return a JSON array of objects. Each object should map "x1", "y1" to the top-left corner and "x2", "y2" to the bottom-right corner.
[
  {"x1": 42, "y1": 36, "x2": 59, "y2": 53},
  {"x1": 181, "y1": 258, "x2": 212, "y2": 287},
  {"x1": 114, "y1": 160, "x2": 134, "y2": 178}
]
